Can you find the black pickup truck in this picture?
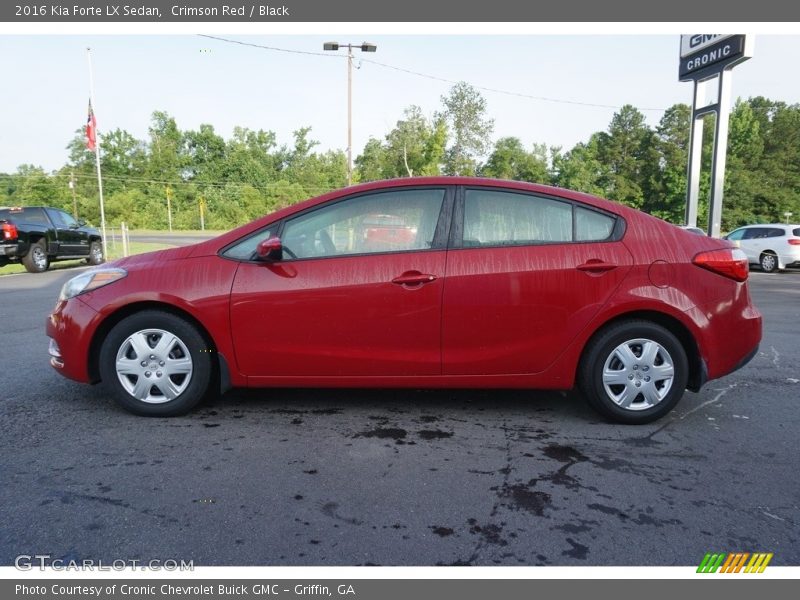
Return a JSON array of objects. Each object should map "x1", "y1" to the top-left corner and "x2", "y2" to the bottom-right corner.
[{"x1": 0, "y1": 206, "x2": 104, "y2": 273}]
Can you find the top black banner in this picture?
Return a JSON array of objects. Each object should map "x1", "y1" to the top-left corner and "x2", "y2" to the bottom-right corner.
[{"x1": 2, "y1": 0, "x2": 799, "y2": 22}]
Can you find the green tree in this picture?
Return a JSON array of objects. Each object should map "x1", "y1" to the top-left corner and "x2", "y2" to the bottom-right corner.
[
  {"x1": 354, "y1": 138, "x2": 387, "y2": 182},
  {"x1": 481, "y1": 137, "x2": 549, "y2": 183},
  {"x1": 440, "y1": 82, "x2": 494, "y2": 176},
  {"x1": 596, "y1": 105, "x2": 654, "y2": 209},
  {"x1": 645, "y1": 103, "x2": 690, "y2": 222},
  {"x1": 552, "y1": 134, "x2": 607, "y2": 196}
]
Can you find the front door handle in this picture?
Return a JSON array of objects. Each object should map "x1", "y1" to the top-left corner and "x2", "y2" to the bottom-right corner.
[
  {"x1": 392, "y1": 271, "x2": 438, "y2": 286},
  {"x1": 576, "y1": 260, "x2": 617, "y2": 273}
]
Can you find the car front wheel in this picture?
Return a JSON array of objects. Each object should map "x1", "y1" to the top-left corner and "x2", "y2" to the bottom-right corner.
[
  {"x1": 99, "y1": 310, "x2": 213, "y2": 416},
  {"x1": 86, "y1": 240, "x2": 104, "y2": 265},
  {"x1": 579, "y1": 320, "x2": 689, "y2": 424}
]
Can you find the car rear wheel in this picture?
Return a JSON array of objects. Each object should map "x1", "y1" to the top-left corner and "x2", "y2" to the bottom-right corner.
[
  {"x1": 760, "y1": 252, "x2": 779, "y2": 273},
  {"x1": 99, "y1": 310, "x2": 213, "y2": 416},
  {"x1": 579, "y1": 320, "x2": 688, "y2": 424},
  {"x1": 86, "y1": 241, "x2": 104, "y2": 265},
  {"x1": 22, "y1": 239, "x2": 49, "y2": 273}
]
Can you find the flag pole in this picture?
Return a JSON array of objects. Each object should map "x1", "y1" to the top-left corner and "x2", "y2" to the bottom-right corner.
[{"x1": 86, "y1": 47, "x2": 107, "y2": 257}]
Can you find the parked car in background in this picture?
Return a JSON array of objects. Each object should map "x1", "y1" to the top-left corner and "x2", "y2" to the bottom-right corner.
[
  {"x1": 47, "y1": 178, "x2": 761, "y2": 424},
  {"x1": 724, "y1": 223, "x2": 800, "y2": 273},
  {"x1": 680, "y1": 225, "x2": 706, "y2": 236},
  {"x1": 0, "y1": 206, "x2": 104, "y2": 272}
]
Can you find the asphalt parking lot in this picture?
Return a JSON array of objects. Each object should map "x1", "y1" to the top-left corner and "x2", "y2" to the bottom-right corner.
[{"x1": 1, "y1": 265, "x2": 798, "y2": 566}]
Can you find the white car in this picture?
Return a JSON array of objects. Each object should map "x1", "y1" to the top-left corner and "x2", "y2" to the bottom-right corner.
[{"x1": 724, "y1": 224, "x2": 800, "y2": 273}]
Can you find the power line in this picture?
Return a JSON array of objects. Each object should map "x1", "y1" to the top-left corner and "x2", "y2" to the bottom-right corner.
[
  {"x1": 198, "y1": 34, "x2": 667, "y2": 112},
  {"x1": 9, "y1": 170, "x2": 338, "y2": 194},
  {"x1": 198, "y1": 34, "x2": 342, "y2": 60}
]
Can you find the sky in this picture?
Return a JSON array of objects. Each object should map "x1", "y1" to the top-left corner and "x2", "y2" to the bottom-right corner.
[{"x1": 1, "y1": 33, "x2": 799, "y2": 173}]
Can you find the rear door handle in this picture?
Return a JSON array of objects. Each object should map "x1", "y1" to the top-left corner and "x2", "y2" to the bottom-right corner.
[
  {"x1": 576, "y1": 260, "x2": 618, "y2": 273},
  {"x1": 391, "y1": 271, "x2": 438, "y2": 286}
]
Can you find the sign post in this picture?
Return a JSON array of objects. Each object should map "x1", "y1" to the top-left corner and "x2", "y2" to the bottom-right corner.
[{"x1": 680, "y1": 34, "x2": 753, "y2": 237}]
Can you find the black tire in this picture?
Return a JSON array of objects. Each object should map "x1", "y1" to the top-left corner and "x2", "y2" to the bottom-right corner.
[
  {"x1": 578, "y1": 320, "x2": 689, "y2": 424},
  {"x1": 760, "y1": 252, "x2": 778, "y2": 273},
  {"x1": 86, "y1": 240, "x2": 105, "y2": 265},
  {"x1": 98, "y1": 310, "x2": 214, "y2": 416},
  {"x1": 22, "y1": 239, "x2": 49, "y2": 273}
]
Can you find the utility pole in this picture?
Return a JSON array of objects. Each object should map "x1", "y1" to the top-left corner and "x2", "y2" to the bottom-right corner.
[
  {"x1": 166, "y1": 185, "x2": 173, "y2": 232},
  {"x1": 199, "y1": 196, "x2": 206, "y2": 231},
  {"x1": 323, "y1": 41, "x2": 377, "y2": 186},
  {"x1": 347, "y1": 44, "x2": 353, "y2": 186},
  {"x1": 69, "y1": 170, "x2": 78, "y2": 219}
]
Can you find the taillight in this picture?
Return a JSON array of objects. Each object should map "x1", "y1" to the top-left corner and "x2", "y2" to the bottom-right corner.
[
  {"x1": 1, "y1": 222, "x2": 17, "y2": 241},
  {"x1": 788, "y1": 238, "x2": 800, "y2": 246},
  {"x1": 693, "y1": 248, "x2": 749, "y2": 282}
]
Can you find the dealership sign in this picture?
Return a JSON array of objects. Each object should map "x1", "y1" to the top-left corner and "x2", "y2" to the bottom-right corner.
[
  {"x1": 679, "y1": 33, "x2": 753, "y2": 238},
  {"x1": 679, "y1": 34, "x2": 752, "y2": 80}
]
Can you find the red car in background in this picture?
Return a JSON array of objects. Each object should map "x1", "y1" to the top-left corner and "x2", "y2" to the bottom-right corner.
[{"x1": 46, "y1": 178, "x2": 761, "y2": 424}]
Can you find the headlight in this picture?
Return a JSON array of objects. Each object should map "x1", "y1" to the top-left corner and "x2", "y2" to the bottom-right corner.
[{"x1": 59, "y1": 268, "x2": 127, "y2": 301}]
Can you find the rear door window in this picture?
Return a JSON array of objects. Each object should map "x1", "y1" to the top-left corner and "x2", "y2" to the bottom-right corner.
[{"x1": 463, "y1": 189, "x2": 573, "y2": 246}]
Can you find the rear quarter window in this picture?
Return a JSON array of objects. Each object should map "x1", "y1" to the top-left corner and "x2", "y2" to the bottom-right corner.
[
  {"x1": 575, "y1": 207, "x2": 615, "y2": 241},
  {"x1": 793, "y1": 227, "x2": 800, "y2": 237}
]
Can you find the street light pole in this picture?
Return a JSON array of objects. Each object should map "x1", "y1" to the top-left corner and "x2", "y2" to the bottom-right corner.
[
  {"x1": 347, "y1": 45, "x2": 353, "y2": 186},
  {"x1": 323, "y1": 41, "x2": 377, "y2": 187}
]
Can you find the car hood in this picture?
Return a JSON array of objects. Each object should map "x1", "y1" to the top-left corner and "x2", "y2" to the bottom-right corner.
[{"x1": 108, "y1": 244, "x2": 199, "y2": 269}]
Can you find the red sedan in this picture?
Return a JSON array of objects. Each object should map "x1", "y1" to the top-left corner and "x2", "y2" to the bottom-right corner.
[{"x1": 46, "y1": 178, "x2": 762, "y2": 424}]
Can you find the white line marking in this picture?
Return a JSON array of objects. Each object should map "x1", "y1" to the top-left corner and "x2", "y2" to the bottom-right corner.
[{"x1": 679, "y1": 383, "x2": 737, "y2": 420}]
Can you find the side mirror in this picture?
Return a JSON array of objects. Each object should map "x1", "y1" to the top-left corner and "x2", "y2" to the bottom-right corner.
[
  {"x1": 77, "y1": 218, "x2": 86, "y2": 227},
  {"x1": 257, "y1": 236, "x2": 284, "y2": 261}
]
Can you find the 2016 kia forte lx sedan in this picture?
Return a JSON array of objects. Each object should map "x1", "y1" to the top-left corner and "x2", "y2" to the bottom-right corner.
[{"x1": 46, "y1": 178, "x2": 762, "y2": 424}]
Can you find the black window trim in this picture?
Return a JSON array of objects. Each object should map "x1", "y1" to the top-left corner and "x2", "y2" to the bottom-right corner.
[
  {"x1": 449, "y1": 185, "x2": 625, "y2": 250},
  {"x1": 220, "y1": 185, "x2": 455, "y2": 263}
]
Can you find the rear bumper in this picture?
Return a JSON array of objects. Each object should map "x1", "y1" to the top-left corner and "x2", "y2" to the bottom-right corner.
[
  {"x1": 0, "y1": 243, "x2": 19, "y2": 258},
  {"x1": 690, "y1": 289, "x2": 762, "y2": 383},
  {"x1": 777, "y1": 251, "x2": 800, "y2": 269}
]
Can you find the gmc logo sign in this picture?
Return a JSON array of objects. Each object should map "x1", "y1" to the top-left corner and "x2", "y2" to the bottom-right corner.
[{"x1": 680, "y1": 34, "x2": 734, "y2": 58}]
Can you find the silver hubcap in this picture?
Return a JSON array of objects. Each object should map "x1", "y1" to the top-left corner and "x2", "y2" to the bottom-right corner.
[
  {"x1": 115, "y1": 328, "x2": 193, "y2": 404},
  {"x1": 92, "y1": 244, "x2": 103, "y2": 261},
  {"x1": 762, "y1": 254, "x2": 776, "y2": 271},
  {"x1": 601, "y1": 338, "x2": 675, "y2": 411},
  {"x1": 33, "y1": 247, "x2": 47, "y2": 269}
]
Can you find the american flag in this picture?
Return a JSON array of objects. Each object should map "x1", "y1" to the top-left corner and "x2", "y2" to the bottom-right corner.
[{"x1": 86, "y1": 100, "x2": 96, "y2": 152}]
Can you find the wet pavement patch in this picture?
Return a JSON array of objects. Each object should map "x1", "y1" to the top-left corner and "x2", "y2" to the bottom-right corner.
[
  {"x1": 430, "y1": 526, "x2": 455, "y2": 537},
  {"x1": 468, "y1": 520, "x2": 508, "y2": 546},
  {"x1": 562, "y1": 538, "x2": 589, "y2": 559},
  {"x1": 543, "y1": 444, "x2": 589, "y2": 463},
  {"x1": 418, "y1": 430, "x2": 453, "y2": 440},
  {"x1": 354, "y1": 428, "x2": 407, "y2": 440},
  {"x1": 499, "y1": 483, "x2": 553, "y2": 516}
]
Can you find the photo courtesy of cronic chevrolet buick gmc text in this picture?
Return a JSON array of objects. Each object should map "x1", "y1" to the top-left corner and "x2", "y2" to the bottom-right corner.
[{"x1": 45, "y1": 178, "x2": 762, "y2": 424}]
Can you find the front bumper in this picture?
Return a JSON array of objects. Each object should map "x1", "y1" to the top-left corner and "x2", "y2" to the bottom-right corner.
[{"x1": 46, "y1": 297, "x2": 101, "y2": 383}]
